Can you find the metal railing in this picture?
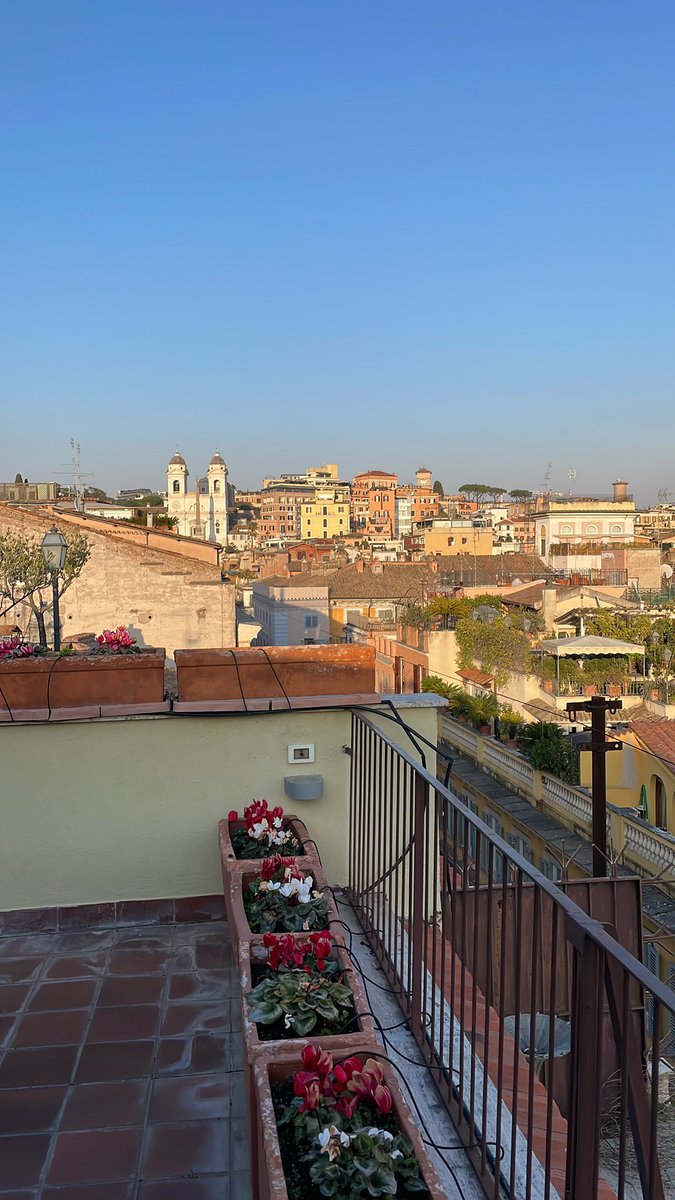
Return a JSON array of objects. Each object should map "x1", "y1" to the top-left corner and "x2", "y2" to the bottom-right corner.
[{"x1": 348, "y1": 711, "x2": 675, "y2": 1200}]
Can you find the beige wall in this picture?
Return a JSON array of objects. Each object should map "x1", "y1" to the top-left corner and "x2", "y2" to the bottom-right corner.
[
  {"x1": 0, "y1": 506, "x2": 236, "y2": 658},
  {"x1": 0, "y1": 699, "x2": 441, "y2": 911}
]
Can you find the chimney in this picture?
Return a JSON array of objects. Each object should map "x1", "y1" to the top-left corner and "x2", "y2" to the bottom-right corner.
[
  {"x1": 146, "y1": 510, "x2": 153, "y2": 528},
  {"x1": 542, "y1": 586, "x2": 557, "y2": 633},
  {"x1": 613, "y1": 480, "x2": 629, "y2": 502},
  {"x1": 355, "y1": 559, "x2": 365, "y2": 573}
]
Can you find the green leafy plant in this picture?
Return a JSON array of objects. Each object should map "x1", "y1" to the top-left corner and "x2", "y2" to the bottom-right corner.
[
  {"x1": 245, "y1": 858, "x2": 331, "y2": 934},
  {"x1": 465, "y1": 692, "x2": 499, "y2": 729},
  {"x1": 248, "y1": 970, "x2": 354, "y2": 1038},
  {"x1": 517, "y1": 722, "x2": 580, "y2": 785},
  {"x1": 455, "y1": 615, "x2": 532, "y2": 686},
  {"x1": 274, "y1": 1046, "x2": 429, "y2": 1198},
  {"x1": 306, "y1": 1125, "x2": 427, "y2": 1197}
]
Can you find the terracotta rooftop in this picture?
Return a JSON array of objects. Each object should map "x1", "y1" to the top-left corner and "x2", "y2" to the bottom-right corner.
[
  {"x1": 457, "y1": 666, "x2": 494, "y2": 687},
  {"x1": 631, "y1": 719, "x2": 675, "y2": 771},
  {"x1": 434, "y1": 553, "x2": 552, "y2": 585},
  {"x1": 326, "y1": 562, "x2": 432, "y2": 601}
]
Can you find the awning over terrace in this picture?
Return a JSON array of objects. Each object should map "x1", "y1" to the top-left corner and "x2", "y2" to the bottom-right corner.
[{"x1": 540, "y1": 635, "x2": 645, "y2": 657}]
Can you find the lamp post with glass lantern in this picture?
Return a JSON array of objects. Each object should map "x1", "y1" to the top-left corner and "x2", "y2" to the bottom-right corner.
[{"x1": 40, "y1": 527, "x2": 68, "y2": 652}]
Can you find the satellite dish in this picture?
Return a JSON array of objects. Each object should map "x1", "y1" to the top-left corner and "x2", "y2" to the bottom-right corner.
[
  {"x1": 568, "y1": 468, "x2": 577, "y2": 479},
  {"x1": 505, "y1": 1014, "x2": 572, "y2": 1079},
  {"x1": 662, "y1": 564, "x2": 673, "y2": 580}
]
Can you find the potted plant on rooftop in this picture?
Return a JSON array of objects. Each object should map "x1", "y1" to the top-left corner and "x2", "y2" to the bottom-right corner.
[
  {"x1": 251, "y1": 1043, "x2": 444, "y2": 1198},
  {"x1": 240, "y1": 930, "x2": 375, "y2": 1057},
  {"x1": 0, "y1": 625, "x2": 168, "y2": 720},
  {"x1": 227, "y1": 854, "x2": 338, "y2": 948},
  {"x1": 465, "y1": 691, "x2": 499, "y2": 734}
]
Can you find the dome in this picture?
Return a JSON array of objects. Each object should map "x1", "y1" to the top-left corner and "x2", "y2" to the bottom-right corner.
[
  {"x1": 209, "y1": 451, "x2": 226, "y2": 467},
  {"x1": 169, "y1": 452, "x2": 187, "y2": 467}
]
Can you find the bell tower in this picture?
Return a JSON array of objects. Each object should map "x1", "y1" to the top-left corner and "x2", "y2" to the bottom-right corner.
[
  {"x1": 206, "y1": 451, "x2": 228, "y2": 543},
  {"x1": 167, "y1": 451, "x2": 188, "y2": 497}
]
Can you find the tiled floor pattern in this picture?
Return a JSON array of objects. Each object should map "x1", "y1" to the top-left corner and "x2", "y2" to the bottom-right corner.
[{"x1": 0, "y1": 922, "x2": 249, "y2": 1199}]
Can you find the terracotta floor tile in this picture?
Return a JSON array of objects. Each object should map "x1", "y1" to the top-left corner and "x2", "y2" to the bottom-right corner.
[
  {"x1": 0, "y1": 1084, "x2": 67, "y2": 1133},
  {"x1": 47, "y1": 1128, "x2": 142, "y2": 1185},
  {"x1": 113, "y1": 931, "x2": 174, "y2": 951},
  {"x1": 160, "y1": 1002, "x2": 230, "y2": 1038},
  {"x1": 138, "y1": 1178, "x2": 230, "y2": 1199},
  {"x1": 13, "y1": 1008, "x2": 89, "y2": 1048},
  {"x1": 0, "y1": 983, "x2": 30, "y2": 1013},
  {"x1": 61, "y1": 1080, "x2": 150, "y2": 1130},
  {"x1": 140, "y1": 1119, "x2": 229, "y2": 1179},
  {"x1": 97, "y1": 975, "x2": 164, "y2": 1007},
  {"x1": 75, "y1": 1040, "x2": 155, "y2": 1083},
  {"x1": 0, "y1": 934, "x2": 56, "y2": 957},
  {"x1": 0, "y1": 958, "x2": 43, "y2": 985},
  {"x1": 0, "y1": 1013, "x2": 17, "y2": 1045},
  {"x1": 195, "y1": 940, "x2": 231, "y2": 970},
  {"x1": 0, "y1": 1132, "x2": 51, "y2": 1188},
  {"x1": 86, "y1": 1004, "x2": 160, "y2": 1043},
  {"x1": 107, "y1": 949, "x2": 168, "y2": 977},
  {"x1": 167, "y1": 971, "x2": 229, "y2": 1002},
  {"x1": 44, "y1": 953, "x2": 110, "y2": 981},
  {"x1": 148, "y1": 1074, "x2": 231, "y2": 1122},
  {"x1": 54, "y1": 931, "x2": 115, "y2": 954},
  {"x1": 27, "y1": 980, "x2": 97, "y2": 1011},
  {"x1": 155, "y1": 1035, "x2": 230, "y2": 1077},
  {"x1": 0, "y1": 1045, "x2": 79, "y2": 1087},
  {"x1": 42, "y1": 1185, "x2": 135, "y2": 1199}
]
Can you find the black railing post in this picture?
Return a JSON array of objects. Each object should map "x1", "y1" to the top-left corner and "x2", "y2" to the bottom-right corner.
[
  {"x1": 567, "y1": 934, "x2": 602, "y2": 1200},
  {"x1": 410, "y1": 770, "x2": 428, "y2": 1044}
]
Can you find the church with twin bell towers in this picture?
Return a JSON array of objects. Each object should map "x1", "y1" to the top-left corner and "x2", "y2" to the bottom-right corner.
[{"x1": 167, "y1": 451, "x2": 229, "y2": 543}]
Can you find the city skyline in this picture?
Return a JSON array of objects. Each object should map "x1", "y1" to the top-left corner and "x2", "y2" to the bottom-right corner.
[{"x1": 3, "y1": 3, "x2": 675, "y2": 500}]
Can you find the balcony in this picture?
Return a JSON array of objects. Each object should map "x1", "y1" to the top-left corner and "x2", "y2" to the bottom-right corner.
[{"x1": 0, "y1": 693, "x2": 673, "y2": 1198}]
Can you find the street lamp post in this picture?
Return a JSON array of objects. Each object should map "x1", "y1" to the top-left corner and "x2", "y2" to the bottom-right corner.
[
  {"x1": 41, "y1": 527, "x2": 68, "y2": 651},
  {"x1": 664, "y1": 647, "x2": 672, "y2": 705}
]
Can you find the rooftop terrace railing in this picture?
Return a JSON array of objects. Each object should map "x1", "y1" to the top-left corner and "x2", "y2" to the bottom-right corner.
[{"x1": 348, "y1": 711, "x2": 675, "y2": 1200}]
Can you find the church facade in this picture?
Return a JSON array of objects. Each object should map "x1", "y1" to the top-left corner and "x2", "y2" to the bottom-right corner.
[{"x1": 167, "y1": 451, "x2": 229, "y2": 543}]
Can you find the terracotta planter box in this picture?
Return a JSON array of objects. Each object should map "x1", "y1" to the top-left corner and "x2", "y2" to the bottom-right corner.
[
  {"x1": 583, "y1": 684, "x2": 598, "y2": 696},
  {"x1": 0, "y1": 649, "x2": 169, "y2": 722},
  {"x1": 219, "y1": 816, "x2": 320, "y2": 893},
  {"x1": 239, "y1": 935, "x2": 376, "y2": 1062},
  {"x1": 251, "y1": 1045, "x2": 447, "y2": 1200},
  {"x1": 226, "y1": 863, "x2": 339, "y2": 951},
  {"x1": 173, "y1": 644, "x2": 379, "y2": 712}
]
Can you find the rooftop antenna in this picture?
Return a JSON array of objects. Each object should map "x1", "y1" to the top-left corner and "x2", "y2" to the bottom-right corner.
[
  {"x1": 568, "y1": 467, "x2": 576, "y2": 495},
  {"x1": 542, "y1": 460, "x2": 552, "y2": 497},
  {"x1": 54, "y1": 439, "x2": 94, "y2": 512},
  {"x1": 657, "y1": 487, "x2": 673, "y2": 504}
]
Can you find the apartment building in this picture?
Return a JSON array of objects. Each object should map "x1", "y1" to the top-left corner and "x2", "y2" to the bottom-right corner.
[
  {"x1": 351, "y1": 469, "x2": 398, "y2": 538},
  {"x1": 258, "y1": 485, "x2": 313, "y2": 541},
  {"x1": 300, "y1": 486, "x2": 351, "y2": 540},
  {"x1": 534, "y1": 480, "x2": 637, "y2": 562}
]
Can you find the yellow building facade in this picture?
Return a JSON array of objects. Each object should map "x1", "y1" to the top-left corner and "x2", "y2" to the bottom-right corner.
[
  {"x1": 423, "y1": 522, "x2": 493, "y2": 556},
  {"x1": 580, "y1": 720, "x2": 675, "y2": 835},
  {"x1": 301, "y1": 488, "x2": 350, "y2": 540}
]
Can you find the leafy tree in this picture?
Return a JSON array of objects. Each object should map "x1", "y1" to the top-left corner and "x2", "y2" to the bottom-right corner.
[
  {"x1": 458, "y1": 483, "x2": 490, "y2": 503},
  {"x1": 485, "y1": 486, "x2": 507, "y2": 502},
  {"x1": 517, "y1": 722, "x2": 579, "y2": 785},
  {"x1": 14, "y1": 473, "x2": 23, "y2": 485},
  {"x1": 433, "y1": 479, "x2": 444, "y2": 497},
  {"x1": 0, "y1": 528, "x2": 91, "y2": 646},
  {"x1": 509, "y1": 489, "x2": 534, "y2": 502}
]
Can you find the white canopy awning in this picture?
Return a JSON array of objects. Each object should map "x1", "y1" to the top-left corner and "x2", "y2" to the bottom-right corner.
[{"x1": 540, "y1": 635, "x2": 645, "y2": 657}]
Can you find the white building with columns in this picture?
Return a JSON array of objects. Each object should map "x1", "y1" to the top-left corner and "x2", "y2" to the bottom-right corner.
[{"x1": 167, "y1": 451, "x2": 229, "y2": 543}]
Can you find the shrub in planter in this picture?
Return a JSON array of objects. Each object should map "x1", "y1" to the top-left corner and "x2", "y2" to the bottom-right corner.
[
  {"x1": 246, "y1": 932, "x2": 356, "y2": 1040},
  {"x1": 245, "y1": 856, "x2": 332, "y2": 935},
  {"x1": 227, "y1": 799, "x2": 303, "y2": 859},
  {"x1": 266, "y1": 1045, "x2": 434, "y2": 1199}
]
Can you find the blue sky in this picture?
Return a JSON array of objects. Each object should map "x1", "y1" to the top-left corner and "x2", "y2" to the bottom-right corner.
[{"x1": 2, "y1": 2, "x2": 674, "y2": 501}]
